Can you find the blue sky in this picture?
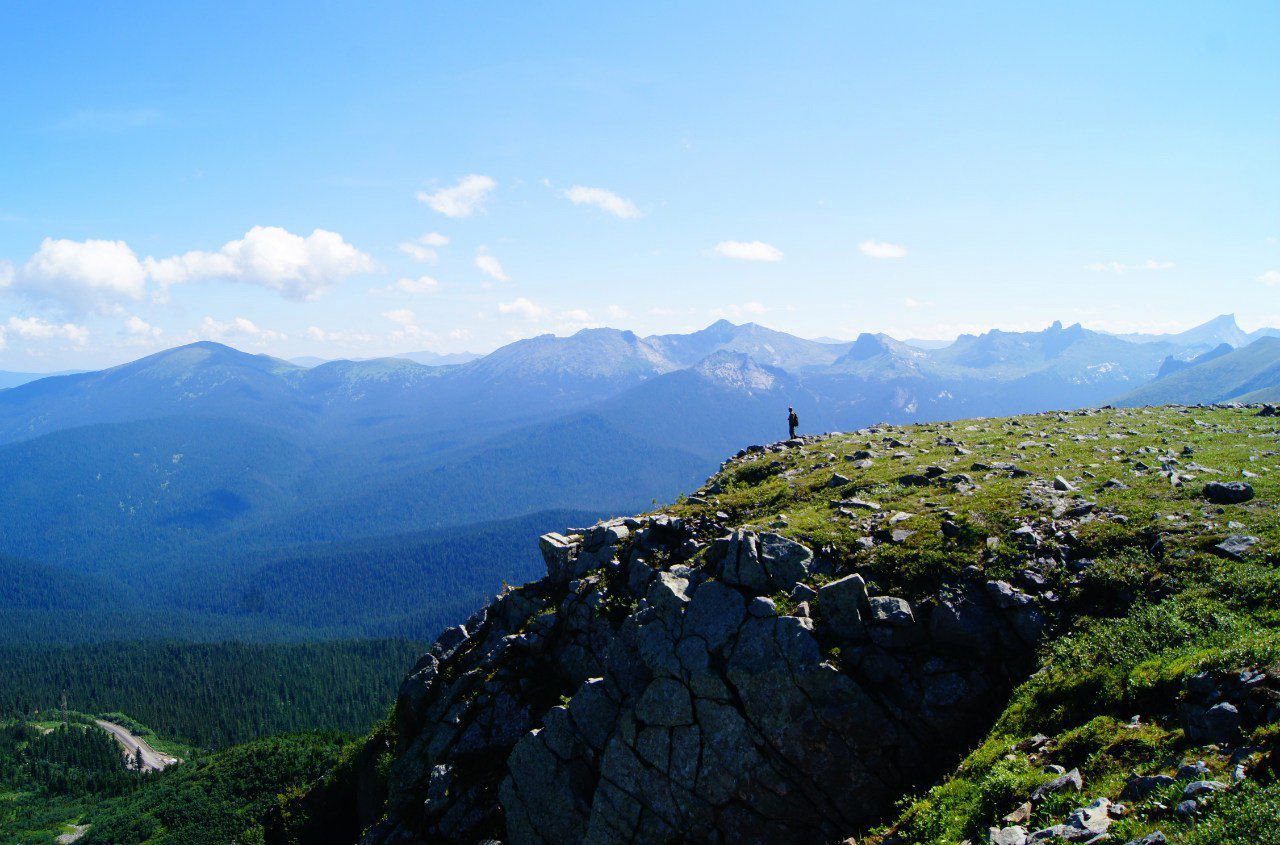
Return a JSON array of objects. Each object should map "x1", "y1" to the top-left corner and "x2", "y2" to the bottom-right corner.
[{"x1": 0, "y1": 1, "x2": 1276, "y2": 369}]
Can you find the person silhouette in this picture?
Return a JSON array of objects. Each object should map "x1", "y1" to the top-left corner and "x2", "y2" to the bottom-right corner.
[{"x1": 787, "y1": 407, "x2": 799, "y2": 439}]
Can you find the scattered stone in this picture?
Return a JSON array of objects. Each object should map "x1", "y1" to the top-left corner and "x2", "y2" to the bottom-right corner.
[
  {"x1": 1003, "y1": 802, "x2": 1033, "y2": 824},
  {"x1": 1184, "y1": 701, "x2": 1240, "y2": 744},
  {"x1": 989, "y1": 826, "x2": 1029, "y2": 845},
  {"x1": 1213, "y1": 534, "x2": 1260, "y2": 560},
  {"x1": 1032, "y1": 768, "x2": 1082, "y2": 802},
  {"x1": 1124, "y1": 833, "x2": 1167, "y2": 845},
  {"x1": 1053, "y1": 475, "x2": 1076, "y2": 492},
  {"x1": 1182, "y1": 780, "x2": 1227, "y2": 799},
  {"x1": 1202, "y1": 481, "x2": 1255, "y2": 504},
  {"x1": 1121, "y1": 773, "x2": 1175, "y2": 800}
]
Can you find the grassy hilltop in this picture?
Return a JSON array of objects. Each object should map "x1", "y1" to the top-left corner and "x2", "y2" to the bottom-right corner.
[{"x1": 663, "y1": 404, "x2": 1280, "y2": 844}]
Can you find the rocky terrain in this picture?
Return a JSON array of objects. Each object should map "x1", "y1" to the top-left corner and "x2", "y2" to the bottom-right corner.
[{"x1": 271, "y1": 405, "x2": 1280, "y2": 845}]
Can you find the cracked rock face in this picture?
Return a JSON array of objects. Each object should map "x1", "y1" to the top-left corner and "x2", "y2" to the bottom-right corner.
[{"x1": 350, "y1": 514, "x2": 1044, "y2": 845}]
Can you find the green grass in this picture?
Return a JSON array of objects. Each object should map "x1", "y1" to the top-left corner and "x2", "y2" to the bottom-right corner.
[{"x1": 664, "y1": 405, "x2": 1280, "y2": 844}]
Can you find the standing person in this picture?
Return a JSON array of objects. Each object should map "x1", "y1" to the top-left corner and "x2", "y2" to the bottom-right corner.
[{"x1": 788, "y1": 407, "x2": 799, "y2": 439}]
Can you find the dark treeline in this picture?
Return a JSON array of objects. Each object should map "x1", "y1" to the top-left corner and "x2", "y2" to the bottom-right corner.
[
  {"x1": 0, "y1": 640, "x2": 425, "y2": 748},
  {"x1": 0, "y1": 508, "x2": 603, "y2": 645},
  {"x1": 0, "y1": 720, "x2": 138, "y2": 797}
]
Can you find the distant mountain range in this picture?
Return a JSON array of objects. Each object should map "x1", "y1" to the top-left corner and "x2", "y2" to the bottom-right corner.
[{"x1": 1, "y1": 312, "x2": 1277, "y2": 645}]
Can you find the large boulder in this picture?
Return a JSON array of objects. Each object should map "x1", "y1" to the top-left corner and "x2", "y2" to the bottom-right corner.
[
  {"x1": 709, "y1": 530, "x2": 813, "y2": 594},
  {"x1": 816, "y1": 574, "x2": 870, "y2": 639},
  {"x1": 1202, "y1": 481, "x2": 1255, "y2": 504}
]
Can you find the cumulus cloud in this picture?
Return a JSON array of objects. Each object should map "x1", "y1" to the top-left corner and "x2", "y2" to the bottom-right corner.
[
  {"x1": 416, "y1": 175, "x2": 495, "y2": 218},
  {"x1": 124, "y1": 315, "x2": 163, "y2": 338},
  {"x1": 498, "y1": 297, "x2": 549, "y2": 319},
  {"x1": 858, "y1": 240, "x2": 907, "y2": 259},
  {"x1": 146, "y1": 226, "x2": 374, "y2": 300},
  {"x1": 714, "y1": 241, "x2": 783, "y2": 262},
  {"x1": 200, "y1": 316, "x2": 286, "y2": 343},
  {"x1": 4, "y1": 228, "x2": 374, "y2": 313},
  {"x1": 11, "y1": 237, "x2": 148, "y2": 314},
  {"x1": 0, "y1": 316, "x2": 90, "y2": 348},
  {"x1": 395, "y1": 275, "x2": 440, "y2": 294},
  {"x1": 475, "y1": 250, "x2": 511, "y2": 282},
  {"x1": 399, "y1": 232, "x2": 450, "y2": 263},
  {"x1": 1258, "y1": 270, "x2": 1280, "y2": 286},
  {"x1": 564, "y1": 185, "x2": 641, "y2": 219}
]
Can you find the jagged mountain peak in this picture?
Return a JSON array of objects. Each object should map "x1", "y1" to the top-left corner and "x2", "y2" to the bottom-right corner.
[{"x1": 691, "y1": 349, "x2": 781, "y2": 390}]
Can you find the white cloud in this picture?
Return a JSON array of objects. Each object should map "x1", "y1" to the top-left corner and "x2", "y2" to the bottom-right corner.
[
  {"x1": 383, "y1": 308, "x2": 417, "y2": 326},
  {"x1": 605, "y1": 304, "x2": 629, "y2": 320},
  {"x1": 1260, "y1": 270, "x2": 1280, "y2": 286},
  {"x1": 498, "y1": 297, "x2": 549, "y2": 319},
  {"x1": 714, "y1": 241, "x2": 783, "y2": 262},
  {"x1": 448, "y1": 328, "x2": 472, "y2": 341},
  {"x1": 416, "y1": 175, "x2": 495, "y2": 218},
  {"x1": 200, "y1": 316, "x2": 286, "y2": 343},
  {"x1": 858, "y1": 240, "x2": 907, "y2": 259},
  {"x1": 399, "y1": 232, "x2": 450, "y2": 263},
  {"x1": 561, "y1": 308, "x2": 592, "y2": 322},
  {"x1": 564, "y1": 185, "x2": 641, "y2": 219},
  {"x1": 396, "y1": 275, "x2": 440, "y2": 294},
  {"x1": 475, "y1": 250, "x2": 511, "y2": 282},
  {"x1": 2, "y1": 316, "x2": 90, "y2": 347},
  {"x1": 1086, "y1": 259, "x2": 1175, "y2": 274},
  {"x1": 146, "y1": 226, "x2": 374, "y2": 300},
  {"x1": 124, "y1": 315, "x2": 163, "y2": 338},
  {"x1": 13, "y1": 237, "x2": 148, "y2": 314}
]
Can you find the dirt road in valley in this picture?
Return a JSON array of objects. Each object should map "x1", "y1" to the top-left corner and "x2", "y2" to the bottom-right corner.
[{"x1": 94, "y1": 719, "x2": 180, "y2": 772}]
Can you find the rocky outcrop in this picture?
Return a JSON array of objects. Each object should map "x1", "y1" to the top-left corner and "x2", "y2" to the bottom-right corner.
[{"x1": 330, "y1": 507, "x2": 1050, "y2": 845}]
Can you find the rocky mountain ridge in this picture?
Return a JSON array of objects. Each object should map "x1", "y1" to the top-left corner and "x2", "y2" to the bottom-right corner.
[{"x1": 271, "y1": 403, "x2": 1280, "y2": 845}]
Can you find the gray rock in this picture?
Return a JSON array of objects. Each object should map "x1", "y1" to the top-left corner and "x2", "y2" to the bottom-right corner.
[
  {"x1": 990, "y1": 825, "x2": 1029, "y2": 845},
  {"x1": 986, "y1": 580, "x2": 1036, "y2": 609},
  {"x1": 1124, "y1": 834, "x2": 1167, "y2": 845},
  {"x1": 635, "y1": 678, "x2": 694, "y2": 726},
  {"x1": 1202, "y1": 480, "x2": 1255, "y2": 504},
  {"x1": 1214, "y1": 534, "x2": 1259, "y2": 560},
  {"x1": 539, "y1": 532, "x2": 580, "y2": 583},
  {"x1": 711, "y1": 530, "x2": 813, "y2": 594},
  {"x1": 1053, "y1": 475, "x2": 1076, "y2": 492},
  {"x1": 1121, "y1": 773, "x2": 1174, "y2": 800},
  {"x1": 1184, "y1": 701, "x2": 1240, "y2": 743},
  {"x1": 868, "y1": 595, "x2": 915, "y2": 625},
  {"x1": 1032, "y1": 768, "x2": 1082, "y2": 802},
  {"x1": 1176, "y1": 760, "x2": 1211, "y2": 780},
  {"x1": 1182, "y1": 779, "x2": 1226, "y2": 799},
  {"x1": 683, "y1": 580, "x2": 747, "y2": 654},
  {"x1": 817, "y1": 574, "x2": 870, "y2": 638}
]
